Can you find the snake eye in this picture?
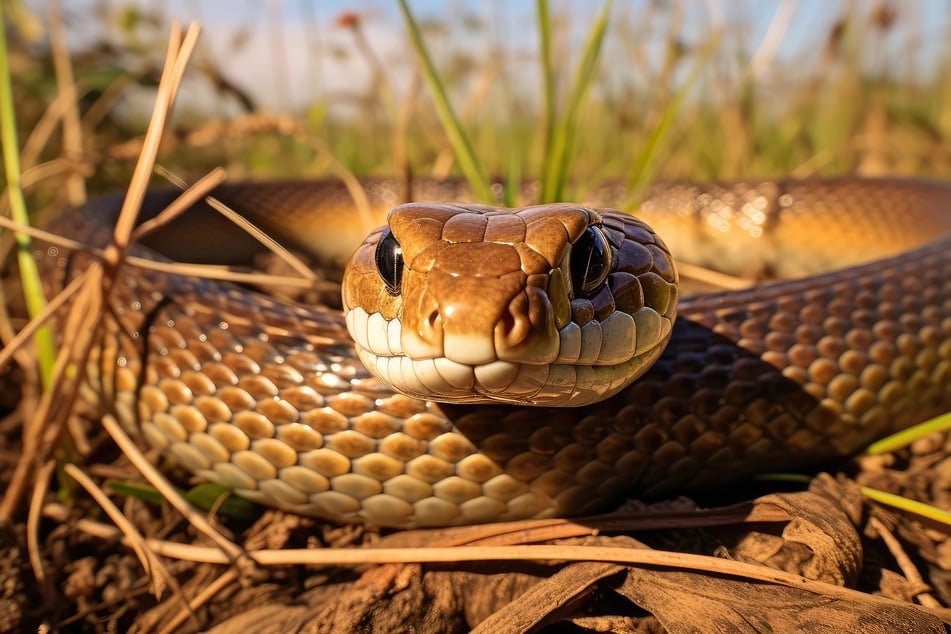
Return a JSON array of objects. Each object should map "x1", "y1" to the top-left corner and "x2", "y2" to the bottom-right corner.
[
  {"x1": 375, "y1": 229, "x2": 404, "y2": 295},
  {"x1": 570, "y1": 226, "x2": 612, "y2": 296}
]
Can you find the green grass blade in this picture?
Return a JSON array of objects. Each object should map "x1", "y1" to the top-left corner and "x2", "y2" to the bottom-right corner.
[
  {"x1": 0, "y1": 3, "x2": 55, "y2": 387},
  {"x1": 860, "y1": 486, "x2": 951, "y2": 526},
  {"x1": 623, "y1": 31, "x2": 723, "y2": 210},
  {"x1": 503, "y1": 141, "x2": 521, "y2": 208},
  {"x1": 105, "y1": 480, "x2": 258, "y2": 520},
  {"x1": 752, "y1": 472, "x2": 811, "y2": 485},
  {"x1": 754, "y1": 474, "x2": 951, "y2": 527},
  {"x1": 397, "y1": 0, "x2": 493, "y2": 203},
  {"x1": 539, "y1": 0, "x2": 611, "y2": 203},
  {"x1": 863, "y1": 411, "x2": 951, "y2": 456},
  {"x1": 536, "y1": 0, "x2": 555, "y2": 202}
]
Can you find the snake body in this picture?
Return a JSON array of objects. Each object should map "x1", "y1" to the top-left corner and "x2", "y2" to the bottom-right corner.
[{"x1": 41, "y1": 178, "x2": 951, "y2": 528}]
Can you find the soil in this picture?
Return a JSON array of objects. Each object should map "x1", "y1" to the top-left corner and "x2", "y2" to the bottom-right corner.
[{"x1": 2, "y1": 389, "x2": 951, "y2": 632}]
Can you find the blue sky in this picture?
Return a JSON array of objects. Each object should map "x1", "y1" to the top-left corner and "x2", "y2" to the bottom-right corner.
[{"x1": 46, "y1": 1, "x2": 951, "y2": 113}]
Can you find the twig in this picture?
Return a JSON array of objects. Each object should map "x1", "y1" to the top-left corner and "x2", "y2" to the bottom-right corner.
[
  {"x1": 151, "y1": 166, "x2": 318, "y2": 282},
  {"x1": 160, "y1": 569, "x2": 238, "y2": 634},
  {"x1": 0, "y1": 270, "x2": 91, "y2": 375},
  {"x1": 676, "y1": 261, "x2": 754, "y2": 291},
  {"x1": 19, "y1": 85, "x2": 78, "y2": 173},
  {"x1": 0, "y1": 213, "x2": 336, "y2": 293},
  {"x1": 130, "y1": 167, "x2": 230, "y2": 242},
  {"x1": 109, "y1": 23, "x2": 200, "y2": 258},
  {"x1": 47, "y1": 0, "x2": 86, "y2": 204},
  {"x1": 64, "y1": 464, "x2": 181, "y2": 602},
  {"x1": 867, "y1": 516, "x2": 941, "y2": 609},
  {"x1": 101, "y1": 415, "x2": 249, "y2": 567},
  {"x1": 34, "y1": 499, "x2": 951, "y2": 621},
  {"x1": 0, "y1": 264, "x2": 102, "y2": 522},
  {"x1": 26, "y1": 459, "x2": 56, "y2": 583}
]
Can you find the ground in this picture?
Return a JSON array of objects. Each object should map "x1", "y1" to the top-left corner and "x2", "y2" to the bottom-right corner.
[{"x1": 2, "y1": 389, "x2": 951, "y2": 632}]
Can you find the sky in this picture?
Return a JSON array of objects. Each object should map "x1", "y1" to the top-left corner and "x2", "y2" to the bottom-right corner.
[{"x1": 38, "y1": 1, "x2": 951, "y2": 114}]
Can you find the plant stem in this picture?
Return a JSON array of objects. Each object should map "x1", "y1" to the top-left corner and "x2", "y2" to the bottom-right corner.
[
  {"x1": 539, "y1": 0, "x2": 611, "y2": 203},
  {"x1": 0, "y1": 2, "x2": 55, "y2": 386},
  {"x1": 397, "y1": 0, "x2": 494, "y2": 203}
]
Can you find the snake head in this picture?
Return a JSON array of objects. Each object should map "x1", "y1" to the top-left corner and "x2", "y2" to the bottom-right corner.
[{"x1": 342, "y1": 203, "x2": 678, "y2": 406}]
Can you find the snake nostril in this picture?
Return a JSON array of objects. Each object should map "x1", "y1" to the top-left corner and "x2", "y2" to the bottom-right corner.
[
  {"x1": 499, "y1": 310, "x2": 516, "y2": 337},
  {"x1": 497, "y1": 300, "x2": 530, "y2": 348},
  {"x1": 421, "y1": 309, "x2": 442, "y2": 341}
]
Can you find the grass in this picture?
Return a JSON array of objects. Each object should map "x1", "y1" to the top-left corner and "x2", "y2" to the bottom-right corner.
[
  {"x1": 397, "y1": 0, "x2": 493, "y2": 202},
  {"x1": 0, "y1": 2, "x2": 54, "y2": 386},
  {"x1": 537, "y1": 0, "x2": 612, "y2": 203},
  {"x1": 1, "y1": 2, "x2": 949, "y2": 205}
]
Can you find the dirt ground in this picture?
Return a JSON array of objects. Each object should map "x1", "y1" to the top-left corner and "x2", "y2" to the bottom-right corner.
[{"x1": 2, "y1": 387, "x2": 951, "y2": 632}]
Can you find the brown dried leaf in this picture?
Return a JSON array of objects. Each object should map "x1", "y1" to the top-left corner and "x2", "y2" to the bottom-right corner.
[
  {"x1": 614, "y1": 566, "x2": 948, "y2": 634},
  {"x1": 727, "y1": 491, "x2": 862, "y2": 585}
]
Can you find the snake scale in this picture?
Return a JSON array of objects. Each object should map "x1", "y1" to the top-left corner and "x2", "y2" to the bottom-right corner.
[{"x1": 37, "y1": 177, "x2": 951, "y2": 528}]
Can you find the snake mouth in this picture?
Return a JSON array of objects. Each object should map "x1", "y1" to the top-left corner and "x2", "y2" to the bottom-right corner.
[{"x1": 346, "y1": 305, "x2": 673, "y2": 406}]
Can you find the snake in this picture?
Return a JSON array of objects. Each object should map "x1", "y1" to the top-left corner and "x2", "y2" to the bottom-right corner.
[{"x1": 37, "y1": 177, "x2": 951, "y2": 528}]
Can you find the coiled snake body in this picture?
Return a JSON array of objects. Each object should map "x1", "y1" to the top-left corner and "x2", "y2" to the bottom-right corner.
[{"x1": 41, "y1": 178, "x2": 951, "y2": 527}]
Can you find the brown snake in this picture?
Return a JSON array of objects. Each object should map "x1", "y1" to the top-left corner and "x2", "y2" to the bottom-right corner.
[{"x1": 38, "y1": 177, "x2": 951, "y2": 528}]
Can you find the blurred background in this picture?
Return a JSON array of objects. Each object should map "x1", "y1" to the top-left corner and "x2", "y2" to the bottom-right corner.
[{"x1": 4, "y1": 0, "x2": 951, "y2": 209}]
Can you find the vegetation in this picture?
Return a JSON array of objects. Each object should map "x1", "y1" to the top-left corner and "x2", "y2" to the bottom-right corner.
[{"x1": 1, "y1": 1, "x2": 949, "y2": 215}]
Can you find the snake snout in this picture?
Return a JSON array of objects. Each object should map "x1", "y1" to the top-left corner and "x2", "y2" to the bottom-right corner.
[{"x1": 400, "y1": 268, "x2": 559, "y2": 368}]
